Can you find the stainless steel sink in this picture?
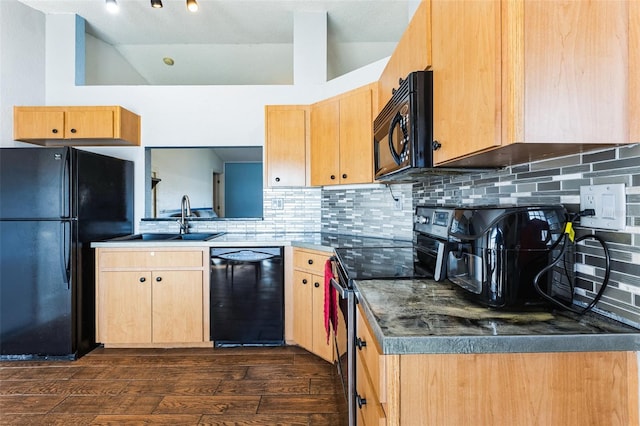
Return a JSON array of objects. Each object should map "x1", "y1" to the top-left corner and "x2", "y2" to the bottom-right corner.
[{"x1": 109, "y1": 232, "x2": 224, "y2": 242}]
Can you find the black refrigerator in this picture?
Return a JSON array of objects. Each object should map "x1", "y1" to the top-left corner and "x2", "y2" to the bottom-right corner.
[{"x1": 0, "y1": 147, "x2": 133, "y2": 360}]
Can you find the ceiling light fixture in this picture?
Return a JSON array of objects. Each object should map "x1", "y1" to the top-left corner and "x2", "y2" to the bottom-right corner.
[
  {"x1": 186, "y1": 0, "x2": 199, "y2": 12},
  {"x1": 163, "y1": 57, "x2": 175, "y2": 66},
  {"x1": 151, "y1": 0, "x2": 163, "y2": 8},
  {"x1": 105, "y1": 0, "x2": 119, "y2": 13}
]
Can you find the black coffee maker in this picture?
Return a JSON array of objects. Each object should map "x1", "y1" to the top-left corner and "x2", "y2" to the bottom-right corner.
[{"x1": 446, "y1": 205, "x2": 570, "y2": 308}]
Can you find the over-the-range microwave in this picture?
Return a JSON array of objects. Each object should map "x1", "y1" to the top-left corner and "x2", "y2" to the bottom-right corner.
[{"x1": 373, "y1": 70, "x2": 434, "y2": 181}]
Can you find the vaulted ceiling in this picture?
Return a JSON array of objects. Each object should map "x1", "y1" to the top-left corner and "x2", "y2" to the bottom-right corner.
[{"x1": 19, "y1": 0, "x2": 415, "y2": 85}]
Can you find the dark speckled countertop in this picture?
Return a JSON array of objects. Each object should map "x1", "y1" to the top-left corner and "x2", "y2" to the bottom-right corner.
[{"x1": 355, "y1": 279, "x2": 640, "y2": 354}]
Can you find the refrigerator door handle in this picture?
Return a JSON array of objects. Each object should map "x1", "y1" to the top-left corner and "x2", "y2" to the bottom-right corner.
[
  {"x1": 61, "y1": 221, "x2": 71, "y2": 289},
  {"x1": 60, "y1": 148, "x2": 71, "y2": 219}
]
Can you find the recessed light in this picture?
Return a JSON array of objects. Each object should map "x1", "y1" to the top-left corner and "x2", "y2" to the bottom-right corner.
[
  {"x1": 105, "y1": 0, "x2": 118, "y2": 13},
  {"x1": 186, "y1": 0, "x2": 198, "y2": 12},
  {"x1": 163, "y1": 57, "x2": 175, "y2": 66}
]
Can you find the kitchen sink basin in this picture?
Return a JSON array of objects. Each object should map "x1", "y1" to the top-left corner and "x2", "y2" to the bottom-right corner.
[{"x1": 109, "y1": 232, "x2": 224, "y2": 242}]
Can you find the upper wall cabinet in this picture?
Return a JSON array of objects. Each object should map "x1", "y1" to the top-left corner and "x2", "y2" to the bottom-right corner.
[
  {"x1": 310, "y1": 83, "x2": 377, "y2": 186},
  {"x1": 264, "y1": 105, "x2": 308, "y2": 187},
  {"x1": 13, "y1": 106, "x2": 141, "y2": 146},
  {"x1": 377, "y1": 1, "x2": 431, "y2": 113},
  {"x1": 630, "y1": 0, "x2": 639, "y2": 142},
  {"x1": 432, "y1": 0, "x2": 637, "y2": 167}
]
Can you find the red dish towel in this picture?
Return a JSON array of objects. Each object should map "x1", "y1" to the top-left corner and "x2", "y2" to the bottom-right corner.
[{"x1": 324, "y1": 259, "x2": 338, "y2": 344}]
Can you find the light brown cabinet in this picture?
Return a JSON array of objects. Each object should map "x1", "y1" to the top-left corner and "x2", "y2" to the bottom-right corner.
[
  {"x1": 355, "y1": 305, "x2": 386, "y2": 425},
  {"x1": 292, "y1": 248, "x2": 336, "y2": 362},
  {"x1": 630, "y1": 0, "x2": 639, "y2": 142},
  {"x1": 356, "y1": 305, "x2": 639, "y2": 425},
  {"x1": 432, "y1": 0, "x2": 636, "y2": 167},
  {"x1": 377, "y1": 1, "x2": 431, "y2": 112},
  {"x1": 95, "y1": 247, "x2": 211, "y2": 348},
  {"x1": 14, "y1": 106, "x2": 141, "y2": 146},
  {"x1": 310, "y1": 84, "x2": 376, "y2": 186},
  {"x1": 378, "y1": 0, "x2": 636, "y2": 168},
  {"x1": 264, "y1": 105, "x2": 308, "y2": 187}
]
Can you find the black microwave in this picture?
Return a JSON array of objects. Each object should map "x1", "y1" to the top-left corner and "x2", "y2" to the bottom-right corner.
[{"x1": 373, "y1": 70, "x2": 433, "y2": 180}]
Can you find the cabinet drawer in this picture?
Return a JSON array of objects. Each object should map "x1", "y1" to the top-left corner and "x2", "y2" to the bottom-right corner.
[
  {"x1": 356, "y1": 305, "x2": 382, "y2": 399},
  {"x1": 100, "y1": 250, "x2": 204, "y2": 269},
  {"x1": 293, "y1": 249, "x2": 329, "y2": 275},
  {"x1": 356, "y1": 351, "x2": 386, "y2": 426}
]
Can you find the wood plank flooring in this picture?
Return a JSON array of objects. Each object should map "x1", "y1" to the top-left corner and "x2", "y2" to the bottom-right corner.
[{"x1": 0, "y1": 346, "x2": 348, "y2": 425}]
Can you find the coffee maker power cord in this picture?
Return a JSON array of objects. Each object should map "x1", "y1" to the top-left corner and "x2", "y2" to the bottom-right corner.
[{"x1": 532, "y1": 216, "x2": 611, "y2": 315}]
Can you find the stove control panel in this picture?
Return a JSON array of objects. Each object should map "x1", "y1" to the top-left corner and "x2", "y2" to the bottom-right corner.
[{"x1": 414, "y1": 206, "x2": 454, "y2": 239}]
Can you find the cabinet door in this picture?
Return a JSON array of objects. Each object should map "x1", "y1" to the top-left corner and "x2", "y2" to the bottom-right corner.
[
  {"x1": 311, "y1": 273, "x2": 334, "y2": 363},
  {"x1": 378, "y1": 0, "x2": 431, "y2": 111},
  {"x1": 66, "y1": 109, "x2": 115, "y2": 139},
  {"x1": 98, "y1": 271, "x2": 152, "y2": 344},
  {"x1": 152, "y1": 270, "x2": 203, "y2": 343},
  {"x1": 265, "y1": 106, "x2": 307, "y2": 187},
  {"x1": 431, "y1": 0, "x2": 501, "y2": 164},
  {"x1": 13, "y1": 108, "x2": 65, "y2": 140},
  {"x1": 518, "y1": 0, "x2": 628, "y2": 143},
  {"x1": 310, "y1": 99, "x2": 340, "y2": 186},
  {"x1": 292, "y1": 270, "x2": 314, "y2": 352},
  {"x1": 631, "y1": 0, "x2": 640, "y2": 142},
  {"x1": 339, "y1": 88, "x2": 373, "y2": 184}
]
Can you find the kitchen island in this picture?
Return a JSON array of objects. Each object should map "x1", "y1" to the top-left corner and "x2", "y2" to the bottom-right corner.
[{"x1": 354, "y1": 278, "x2": 639, "y2": 426}]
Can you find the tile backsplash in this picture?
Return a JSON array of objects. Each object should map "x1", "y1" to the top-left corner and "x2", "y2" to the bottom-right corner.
[
  {"x1": 141, "y1": 187, "x2": 323, "y2": 234},
  {"x1": 321, "y1": 184, "x2": 414, "y2": 240}
]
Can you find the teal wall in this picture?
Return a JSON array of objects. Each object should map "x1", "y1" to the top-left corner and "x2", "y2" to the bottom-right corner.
[{"x1": 225, "y1": 163, "x2": 263, "y2": 218}]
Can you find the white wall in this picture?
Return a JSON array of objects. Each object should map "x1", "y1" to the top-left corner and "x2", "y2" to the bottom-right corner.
[
  {"x1": 152, "y1": 148, "x2": 222, "y2": 215},
  {"x1": 85, "y1": 34, "x2": 149, "y2": 85},
  {"x1": 0, "y1": 4, "x2": 388, "y2": 229},
  {"x1": 0, "y1": 1, "x2": 46, "y2": 144}
]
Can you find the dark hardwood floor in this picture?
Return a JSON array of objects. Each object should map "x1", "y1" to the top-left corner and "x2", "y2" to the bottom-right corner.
[{"x1": 0, "y1": 346, "x2": 348, "y2": 425}]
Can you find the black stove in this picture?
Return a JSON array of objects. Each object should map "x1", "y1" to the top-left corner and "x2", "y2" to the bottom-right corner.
[
  {"x1": 330, "y1": 206, "x2": 456, "y2": 426},
  {"x1": 334, "y1": 246, "x2": 430, "y2": 282}
]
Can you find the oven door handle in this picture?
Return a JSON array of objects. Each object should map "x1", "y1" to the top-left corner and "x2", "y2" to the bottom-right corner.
[{"x1": 330, "y1": 277, "x2": 349, "y2": 299}]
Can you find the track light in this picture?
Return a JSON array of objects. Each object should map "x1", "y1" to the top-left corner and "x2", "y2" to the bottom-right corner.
[
  {"x1": 105, "y1": 0, "x2": 118, "y2": 13},
  {"x1": 151, "y1": 0, "x2": 163, "y2": 8},
  {"x1": 186, "y1": 0, "x2": 199, "y2": 12}
]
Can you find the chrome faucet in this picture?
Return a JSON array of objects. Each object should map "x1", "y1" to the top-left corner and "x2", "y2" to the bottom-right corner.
[{"x1": 178, "y1": 194, "x2": 191, "y2": 234}]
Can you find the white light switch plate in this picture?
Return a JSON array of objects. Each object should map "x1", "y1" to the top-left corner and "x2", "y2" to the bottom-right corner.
[{"x1": 579, "y1": 184, "x2": 626, "y2": 230}]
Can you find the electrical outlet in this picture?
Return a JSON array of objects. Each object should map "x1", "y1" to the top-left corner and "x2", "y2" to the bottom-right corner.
[
  {"x1": 393, "y1": 196, "x2": 403, "y2": 211},
  {"x1": 579, "y1": 184, "x2": 626, "y2": 230},
  {"x1": 271, "y1": 198, "x2": 284, "y2": 210}
]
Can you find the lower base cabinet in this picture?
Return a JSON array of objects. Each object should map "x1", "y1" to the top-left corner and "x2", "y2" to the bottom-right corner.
[
  {"x1": 382, "y1": 350, "x2": 638, "y2": 425},
  {"x1": 95, "y1": 247, "x2": 211, "y2": 348},
  {"x1": 292, "y1": 248, "x2": 341, "y2": 362},
  {"x1": 357, "y1": 306, "x2": 638, "y2": 425}
]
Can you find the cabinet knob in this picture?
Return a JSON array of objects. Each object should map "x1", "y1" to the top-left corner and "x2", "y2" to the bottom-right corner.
[
  {"x1": 51, "y1": 129, "x2": 58, "y2": 134},
  {"x1": 342, "y1": 174, "x2": 347, "y2": 179},
  {"x1": 330, "y1": 175, "x2": 336, "y2": 180},
  {"x1": 432, "y1": 140, "x2": 442, "y2": 151},
  {"x1": 275, "y1": 177, "x2": 280, "y2": 182},
  {"x1": 314, "y1": 282, "x2": 320, "y2": 288},
  {"x1": 70, "y1": 128, "x2": 77, "y2": 134},
  {"x1": 308, "y1": 259, "x2": 313, "y2": 265},
  {"x1": 156, "y1": 276, "x2": 162, "y2": 282},
  {"x1": 139, "y1": 277, "x2": 146, "y2": 283},
  {"x1": 356, "y1": 337, "x2": 367, "y2": 350},
  {"x1": 302, "y1": 279, "x2": 308, "y2": 284},
  {"x1": 356, "y1": 393, "x2": 367, "y2": 408}
]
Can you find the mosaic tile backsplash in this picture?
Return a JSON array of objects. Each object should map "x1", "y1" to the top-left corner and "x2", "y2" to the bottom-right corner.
[{"x1": 140, "y1": 187, "x2": 323, "y2": 234}]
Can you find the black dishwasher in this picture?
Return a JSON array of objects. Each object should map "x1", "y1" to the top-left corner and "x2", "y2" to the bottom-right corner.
[{"x1": 210, "y1": 247, "x2": 284, "y2": 346}]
